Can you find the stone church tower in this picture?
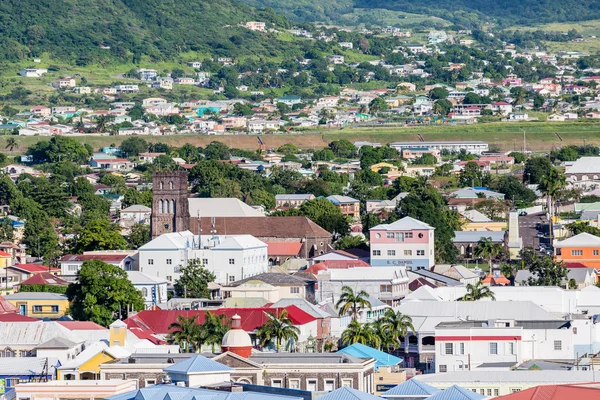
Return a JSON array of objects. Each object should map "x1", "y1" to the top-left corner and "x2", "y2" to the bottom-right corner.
[{"x1": 151, "y1": 171, "x2": 190, "y2": 238}]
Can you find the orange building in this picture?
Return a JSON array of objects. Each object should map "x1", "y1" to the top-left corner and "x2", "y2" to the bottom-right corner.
[{"x1": 554, "y1": 232, "x2": 600, "y2": 268}]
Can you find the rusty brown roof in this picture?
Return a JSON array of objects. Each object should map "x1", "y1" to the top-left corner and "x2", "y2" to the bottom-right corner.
[{"x1": 189, "y1": 216, "x2": 331, "y2": 239}]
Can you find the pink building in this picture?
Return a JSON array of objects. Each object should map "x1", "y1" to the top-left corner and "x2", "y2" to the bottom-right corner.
[{"x1": 369, "y1": 216, "x2": 435, "y2": 268}]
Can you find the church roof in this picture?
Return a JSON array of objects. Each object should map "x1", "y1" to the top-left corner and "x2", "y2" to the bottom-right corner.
[{"x1": 189, "y1": 216, "x2": 331, "y2": 238}]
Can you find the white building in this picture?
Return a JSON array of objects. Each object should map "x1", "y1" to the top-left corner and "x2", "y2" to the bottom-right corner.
[
  {"x1": 19, "y1": 68, "x2": 48, "y2": 77},
  {"x1": 138, "y1": 231, "x2": 268, "y2": 284},
  {"x1": 434, "y1": 318, "x2": 574, "y2": 373},
  {"x1": 59, "y1": 253, "x2": 136, "y2": 275},
  {"x1": 126, "y1": 271, "x2": 168, "y2": 309},
  {"x1": 315, "y1": 267, "x2": 409, "y2": 307},
  {"x1": 390, "y1": 141, "x2": 489, "y2": 155}
]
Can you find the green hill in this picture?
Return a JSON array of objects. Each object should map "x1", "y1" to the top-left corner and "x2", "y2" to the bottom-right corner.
[{"x1": 0, "y1": 0, "x2": 297, "y2": 64}]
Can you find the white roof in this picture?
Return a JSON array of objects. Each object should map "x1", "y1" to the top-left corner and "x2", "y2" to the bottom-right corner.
[
  {"x1": 121, "y1": 205, "x2": 151, "y2": 212},
  {"x1": 566, "y1": 157, "x2": 600, "y2": 174},
  {"x1": 188, "y1": 198, "x2": 263, "y2": 217},
  {"x1": 397, "y1": 300, "x2": 560, "y2": 321},
  {"x1": 402, "y1": 285, "x2": 446, "y2": 302},
  {"x1": 127, "y1": 271, "x2": 168, "y2": 285},
  {"x1": 371, "y1": 216, "x2": 434, "y2": 231},
  {"x1": 414, "y1": 370, "x2": 600, "y2": 384},
  {"x1": 461, "y1": 209, "x2": 492, "y2": 222},
  {"x1": 321, "y1": 267, "x2": 408, "y2": 283},
  {"x1": 555, "y1": 232, "x2": 600, "y2": 248},
  {"x1": 139, "y1": 231, "x2": 266, "y2": 251}
]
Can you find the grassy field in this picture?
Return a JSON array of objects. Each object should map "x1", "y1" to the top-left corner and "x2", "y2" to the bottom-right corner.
[
  {"x1": 336, "y1": 8, "x2": 451, "y2": 29},
  {"x1": 3, "y1": 121, "x2": 600, "y2": 155},
  {"x1": 510, "y1": 19, "x2": 600, "y2": 53}
]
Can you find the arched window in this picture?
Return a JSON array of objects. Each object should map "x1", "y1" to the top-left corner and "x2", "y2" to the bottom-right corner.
[
  {"x1": 142, "y1": 288, "x2": 148, "y2": 297},
  {"x1": 169, "y1": 181, "x2": 174, "y2": 189},
  {"x1": 171, "y1": 199, "x2": 175, "y2": 214},
  {"x1": 160, "y1": 181, "x2": 164, "y2": 189},
  {"x1": 159, "y1": 200, "x2": 164, "y2": 214}
]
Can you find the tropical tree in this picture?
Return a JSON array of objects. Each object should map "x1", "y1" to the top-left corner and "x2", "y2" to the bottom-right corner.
[
  {"x1": 382, "y1": 309, "x2": 415, "y2": 350},
  {"x1": 538, "y1": 167, "x2": 566, "y2": 242},
  {"x1": 336, "y1": 286, "x2": 372, "y2": 321},
  {"x1": 474, "y1": 237, "x2": 504, "y2": 268},
  {"x1": 341, "y1": 320, "x2": 379, "y2": 347},
  {"x1": 461, "y1": 281, "x2": 496, "y2": 301},
  {"x1": 370, "y1": 317, "x2": 393, "y2": 351},
  {"x1": 168, "y1": 315, "x2": 201, "y2": 353},
  {"x1": 256, "y1": 309, "x2": 300, "y2": 352},
  {"x1": 201, "y1": 311, "x2": 230, "y2": 352},
  {"x1": 5, "y1": 137, "x2": 17, "y2": 152},
  {"x1": 94, "y1": 114, "x2": 114, "y2": 133}
]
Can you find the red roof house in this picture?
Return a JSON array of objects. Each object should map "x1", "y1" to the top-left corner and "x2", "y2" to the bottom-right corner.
[
  {"x1": 16, "y1": 272, "x2": 69, "y2": 287},
  {"x1": 496, "y1": 383, "x2": 600, "y2": 400}
]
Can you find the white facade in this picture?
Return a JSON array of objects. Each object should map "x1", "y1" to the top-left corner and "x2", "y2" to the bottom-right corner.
[
  {"x1": 138, "y1": 231, "x2": 268, "y2": 284},
  {"x1": 390, "y1": 141, "x2": 489, "y2": 155},
  {"x1": 126, "y1": 271, "x2": 168, "y2": 309},
  {"x1": 434, "y1": 319, "x2": 574, "y2": 373},
  {"x1": 316, "y1": 267, "x2": 409, "y2": 308}
]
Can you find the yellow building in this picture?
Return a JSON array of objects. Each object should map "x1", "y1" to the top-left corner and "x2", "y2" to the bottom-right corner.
[
  {"x1": 370, "y1": 162, "x2": 399, "y2": 173},
  {"x1": 58, "y1": 321, "x2": 129, "y2": 380},
  {"x1": 4, "y1": 292, "x2": 69, "y2": 318},
  {"x1": 0, "y1": 250, "x2": 11, "y2": 268}
]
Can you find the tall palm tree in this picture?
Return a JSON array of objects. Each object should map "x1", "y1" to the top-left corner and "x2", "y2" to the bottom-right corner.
[
  {"x1": 538, "y1": 166, "x2": 566, "y2": 243},
  {"x1": 5, "y1": 137, "x2": 17, "y2": 152},
  {"x1": 370, "y1": 317, "x2": 393, "y2": 351},
  {"x1": 461, "y1": 281, "x2": 496, "y2": 301},
  {"x1": 94, "y1": 114, "x2": 114, "y2": 133},
  {"x1": 168, "y1": 315, "x2": 201, "y2": 353},
  {"x1": 382, "y1": 308, "x2": 415, "y2": 351},
  {"x1": 336, "y1": 286, "x2": 372, "y2": 321},
  {"x1": 201, "y1": 311, "x2": 230, "y2": 352},
  {"x1": 474, "y1": 237, "x2": 504, "y2": 269},
  {"x1": 256, "y1": 309, "x2": 300, "y2": 352},
  {"x1": 341, "y1": 320, "x2": 379, "y2": 347}
]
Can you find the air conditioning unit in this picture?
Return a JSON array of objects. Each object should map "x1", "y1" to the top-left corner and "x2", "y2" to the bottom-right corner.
[{"x1": 176, "y1": 382, "x2": 186, "y2": 387}]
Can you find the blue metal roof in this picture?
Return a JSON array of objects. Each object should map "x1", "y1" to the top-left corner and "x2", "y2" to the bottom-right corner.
[
  {"x1": 425, "y1": 385, "x2": 485, "y2": 400},
  {"x1": 337, "y1": 343, "x2": 403, "y2": 371},
  {"x1": 108, "y1": 385, "x2": 302, "y2": 400},
  {"x1": 382, "y1": 379, "x2": 440, "y2": 397},
  {"x1": 317, "y1": 387, "x2": 382, "y2": 400},
  {"x1": 163, "y1": 355, "x2": 233, "y2": 374}
]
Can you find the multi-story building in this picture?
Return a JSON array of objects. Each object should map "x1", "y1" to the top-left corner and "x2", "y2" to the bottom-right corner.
[
  {"x1": 314, "y1": 267, "x2": 409, "y2": 307},
  {"x1": 369, "y1": 217, "x2": 435, "y2": 268},
  {"x1": 434, "y1": 319, "x2": 574, "y2": 373},
  {"x1": 390, "y1": 141, "x2": 489, "y2": 156},
  {"x1": 59, "y1": 253, "x2": 136, "y2": 275},
  {"x1": 326, "y1": 195, "x2": 360, "y2": 220},
  {"x1": 138, "y1": 230, "x2": 268, "y2": 284},
  {"x1": 275, "y1": 194, "x2": 315, "y2": 208},
  {"x1": 555, "y1": 232, "x2": 600, "y2": 268}
]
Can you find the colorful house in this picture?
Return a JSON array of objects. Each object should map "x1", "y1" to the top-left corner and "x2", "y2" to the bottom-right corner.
[
  {"x1": 370, "y1": 216, "x2": 435, "y2": 268},
  {"x1": 5, "y1": 292, "x2": 69, "y2": 319},
  {"x1": 0, "y1": 251, "x2": 11, "y2": 268},
  {"x1": 555, "y1": 232, "x2": 600, "y2": 268}
]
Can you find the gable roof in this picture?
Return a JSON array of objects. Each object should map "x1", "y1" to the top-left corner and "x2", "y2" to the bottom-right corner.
[
  {"x1": 383, "y1": 379, "x2": 441, "y2": 397},
  {"x1": 0, "y1": 295, "x2": 17, "y2": 314},
  {"x1": 266, "y1": 242, "x2": 303, "y2": 256},
  {"x1": 163, "y1": 354, "x2": 233, "y2": 374},
  {"x1": 187, "y1": 198, "x2": 263, "y2": 217},
  {"x1": 426, "y1": 385, "x2": 486, "y2": 400},
  {"x1": 555, "y1": 232, "x2": 600, "y2": 248},
  {"x1": 17, "y1": 272, "x2": 69, "y2": 286},
  {"x1": 59, "y1": 254, "x2": 131, "y2": 263},
  {"x1": 318, "y1": 387, "x2": 382, "y2": 400},
  {"x1": 371, "y1": 216, "x2": 434, "y2": 231},
  {"x1": 494, "y1": 384, "x2": 600, "y2": 400},
  {"x1": 190, "y1": 216, "x2": 331, "y2": 238},
  {"x1": 337, "y1": 343, "x2": 402, "y2": 370},
  {"x1": 8, "y1": 264, "x2": 58, "y2": 274}
]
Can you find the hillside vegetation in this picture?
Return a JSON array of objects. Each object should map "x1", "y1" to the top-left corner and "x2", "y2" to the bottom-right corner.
[{"x1": 0, "y1": 0, "x2": 295, "y2": 64}]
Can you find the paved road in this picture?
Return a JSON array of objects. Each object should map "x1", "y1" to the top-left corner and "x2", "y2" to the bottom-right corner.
[{"x1": 519, "y1": 212, "x2": 550, "y2": 250}]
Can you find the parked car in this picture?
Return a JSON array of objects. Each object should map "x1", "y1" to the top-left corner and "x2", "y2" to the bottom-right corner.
[{"x1": 519, "y1": 211, "x2": 528, "y2": 216}]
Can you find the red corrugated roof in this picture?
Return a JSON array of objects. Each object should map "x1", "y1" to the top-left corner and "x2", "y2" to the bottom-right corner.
[
  {"x1": 496, "y1": 384, "x2": 600, "y2": 399},
  {"x1": 125, "y1": 306, "x2": 317, "y2": 335},
  {"x1": 60, "y1": 254, "x2": 129, "y2": 262},
  {"x1": 17, "y1": 272, "x2": 69, "y2": 286},
  {"x1": 306, "y1": 260, "x2": 370, "y2": 274},
  {"x1": 0, "y1": 295, "x2": 17, "y2": 314},
  {"x1": 57, "y1": 321, "x2": 107, "y2": 330},
  {"x1": 11, "y1": 264, "x2": 59, "y2": 273},
  {"x1": 0, "y1": 251, "x2": 11, "y2": 257},
  {"x1": 266, "y1": 242, "x2": 303, "y2": 256},
  {"x1": 0, "y1": 313, "x2": 38, "y2": 322}
]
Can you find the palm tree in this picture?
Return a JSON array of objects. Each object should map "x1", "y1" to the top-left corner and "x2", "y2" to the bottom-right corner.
[
  {"x1": 382, "y1": 308, "x2": 415, "y2": 351},
  {"x1": 341, "y1": 320, "x2": 379, "y2": 347},
  {"x1": 336, "y1": 286, "x2": 372, "y2": 321},
  {"x1": 538, "y1": 167, "x2": 566, "y2": 243},
  {"x1": 201, "y1": 311, "x2": 230, "y2": 352},
  {"x1": 5, "y1": 137, "x2": 17, "y2": 152},
  {"x1": 474, "y1": 237, "x2": 504, "y2": 269},
  {"x1": 256, "y1": 309, "x2": 300, "y2": 352},
  {"x1": 370, "y1": 317, "x2": 393, "y2": 351},
  {"x1": 168, "y1": 315, "x2": 201, "y2": 353},
  {"x1": 94, "y1": 114, "x2": 114, "y2": 133},
  {"x1": 461, "y1": 281, "x2": 496, "y2": 301}
]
